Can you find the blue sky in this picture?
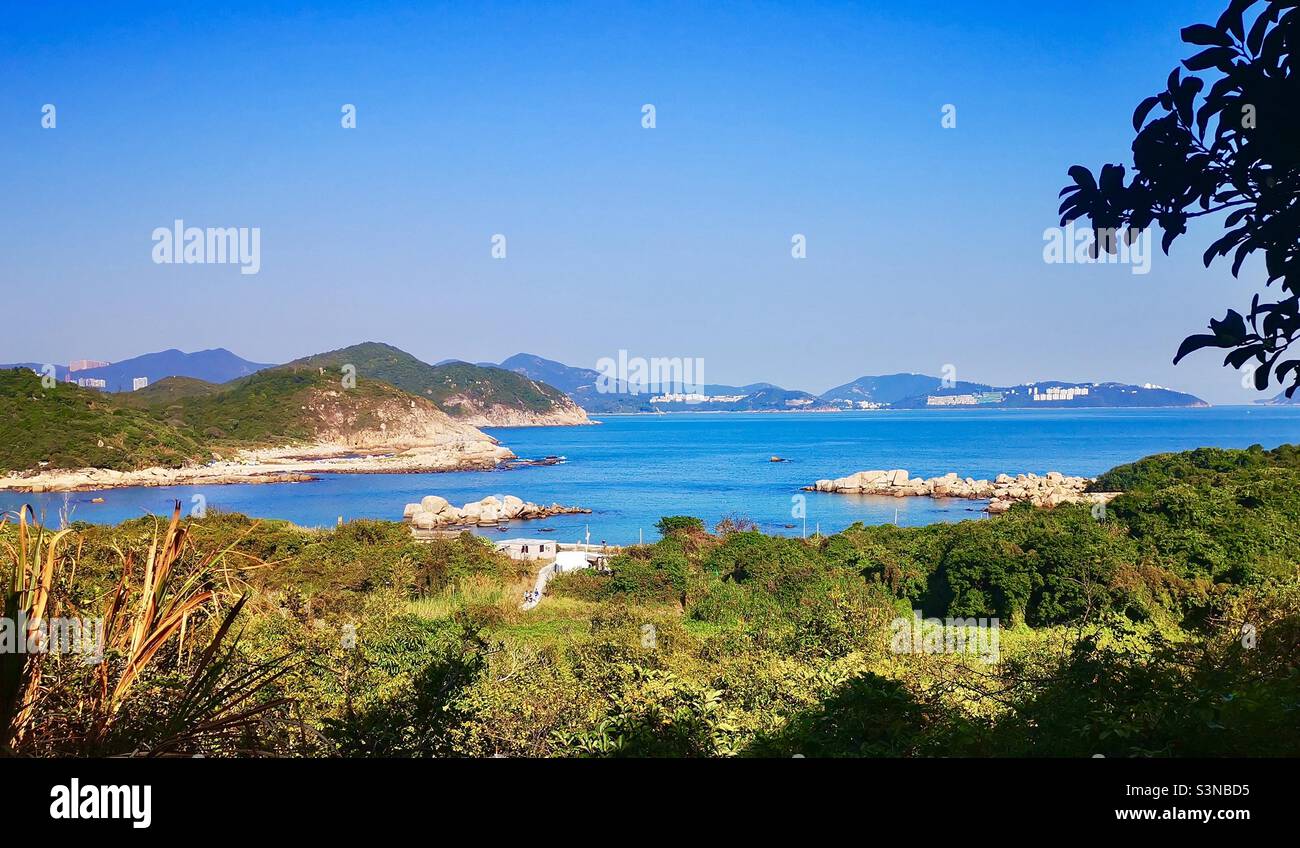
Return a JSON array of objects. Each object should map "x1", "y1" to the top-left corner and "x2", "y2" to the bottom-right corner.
[{"x1": 1, "y1": 0, "x2": 1265, "y2": 403}]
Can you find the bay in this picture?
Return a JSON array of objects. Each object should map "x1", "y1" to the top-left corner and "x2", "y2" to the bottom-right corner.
[{"x1": 4, "y1": 407, "x2": 1299, "y2": 544}]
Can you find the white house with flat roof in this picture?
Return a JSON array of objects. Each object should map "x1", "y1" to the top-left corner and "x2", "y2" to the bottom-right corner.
[{"x1": 495, "y1": 538, "x2": 558, "y2": 561}]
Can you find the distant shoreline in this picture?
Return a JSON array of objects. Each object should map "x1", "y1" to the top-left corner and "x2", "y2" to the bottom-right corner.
[
  {"x1": 589, "y1": 404, "x2": 1218, "y2": 416},
  {"x1": 0, "y1": 444, "x2": 512, "y2": 494}
]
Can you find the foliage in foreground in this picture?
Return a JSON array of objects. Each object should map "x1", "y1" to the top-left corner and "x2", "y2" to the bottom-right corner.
[{"x1": 6, "y1": 444, "x2": 1300, "y2": 757}]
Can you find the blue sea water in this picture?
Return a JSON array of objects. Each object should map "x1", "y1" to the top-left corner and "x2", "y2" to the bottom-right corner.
[{"x1": 4, "y1": 407, "x2": 1300, "y2": 544}]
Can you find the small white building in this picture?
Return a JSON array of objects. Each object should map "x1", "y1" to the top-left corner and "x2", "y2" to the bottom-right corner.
[
  {"x1": 553, "y1": 551, "x2": 593, "y2": 574},
  {"x1": 132, "y1": 376, "x2": 149, "y2": 391},
  {"x1": 495, "y1": 538, "x2": 558, "y2": 561}
]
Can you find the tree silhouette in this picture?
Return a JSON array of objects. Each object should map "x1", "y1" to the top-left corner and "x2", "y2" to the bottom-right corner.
[{"x1": 1059, "y1": 0, "x2": 1299, "y2": 393}]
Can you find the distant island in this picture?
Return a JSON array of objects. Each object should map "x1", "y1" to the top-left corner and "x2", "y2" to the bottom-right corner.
[{"x1": 494, "y1": 354, "x2": 1210, "y2": 412}]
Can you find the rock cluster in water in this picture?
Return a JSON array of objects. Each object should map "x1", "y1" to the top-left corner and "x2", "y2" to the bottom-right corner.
[
  {"x1": 403, "y1": 494, "x2": 590, "y2": 529},
  {"x1": 806, "y1": 469, "x2": 1117, "y2": 514}
]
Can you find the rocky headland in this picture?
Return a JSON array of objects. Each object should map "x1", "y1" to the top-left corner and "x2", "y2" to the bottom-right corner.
[
  {"x1": 403, "y1": 494, "x2": 590, "y2": 529},
  {"x1": 806, "y1": 469, "x2": 1119, "y2": 514},
  {"x1": 0, "y1": 438, "x2": 513, "y2": 494}
]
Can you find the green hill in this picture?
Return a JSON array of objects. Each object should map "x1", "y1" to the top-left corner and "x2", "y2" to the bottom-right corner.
[
  {"x1": 0, "y1": 369, "x2": 208, "y2": 472},
  {"x1": 0, "y1": 359, "x2": 499, "y2": 473},
  {"x1": 290, "y1": 342, "x2": 585, "y2": 423},
  {"x1": 126, "y1": 365, "x2": 478, "y2": 446}
]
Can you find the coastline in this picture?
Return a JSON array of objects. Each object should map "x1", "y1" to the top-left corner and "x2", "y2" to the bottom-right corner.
[
  {"x1": 591, "y1": 404, "x2": 1216, "y2": 416},
  {"x1": 0, "y1": 442, "x2": 513, "y2": 494}
]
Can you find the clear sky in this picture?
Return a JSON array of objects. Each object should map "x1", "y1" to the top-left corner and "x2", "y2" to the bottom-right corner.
[{"x1": 1, "y1": 0, "x2": 1266, "y2": 403}]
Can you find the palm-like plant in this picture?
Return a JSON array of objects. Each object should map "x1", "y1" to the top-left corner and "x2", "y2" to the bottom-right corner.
[
  {"x1": 2, "y1": 502, "x2": 294, "y2": 756},
  {"x1": 0, "y1": 506, "x2": 71, "y2": 752}
]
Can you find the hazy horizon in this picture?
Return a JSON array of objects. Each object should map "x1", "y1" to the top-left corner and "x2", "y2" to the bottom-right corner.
[{"x1": 2, "y1": 0, "x2": 1263, "y2": 404}]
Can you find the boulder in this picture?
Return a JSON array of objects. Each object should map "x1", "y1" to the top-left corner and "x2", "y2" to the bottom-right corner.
[
  {"x1": 420, "y1": 495, "x2": 450, "y2": 513},
  {"x1": 403, "y1": 503, "x2": 422, "y2": 519},
  {"x1": 413, "y1": 511, "x2": 439, "y2": 530},
  {"x1": 502, "y1": 495, "x2": 525, "y2": 518},
  {"x1": 833, "y1": 476, "x2": 862, "y2": 493}
]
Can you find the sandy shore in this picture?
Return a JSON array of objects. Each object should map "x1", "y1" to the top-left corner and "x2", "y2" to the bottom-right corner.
[{"x1": 0, "y1": 442, "x2": 514, "y2": 493}]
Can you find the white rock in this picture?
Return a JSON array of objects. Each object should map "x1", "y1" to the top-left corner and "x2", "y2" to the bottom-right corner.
[{"x1": 421, "y1": 495, "x2": 450, "y2": 513}]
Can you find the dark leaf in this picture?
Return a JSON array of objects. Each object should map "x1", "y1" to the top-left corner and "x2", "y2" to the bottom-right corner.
[
  {"x1": 1182, "y1": 23, "x2": 1233, "y2": 46},
  {"x1": 1174, "y1": 333, "x2": 1232, "y2": 364},
  {"x1": 1183, "y1": 46, "x2": 1238, "y2": 72},
  {"x1": 1132, "y1": 95, "x2": 1163, "y2": 130}
]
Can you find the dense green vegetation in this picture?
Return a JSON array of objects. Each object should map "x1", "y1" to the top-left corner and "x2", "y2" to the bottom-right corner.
[
  {"x1": 6, "y1": 444, "x2": 1300, "y2": 757},
  {"x1": 130, "y1": 366, "x2": 424, "y2": 445},
  {"x1": 0, "y1": 369, "x2": 208, "y2": 472},
  {"x1": 293, "y1": 342, "x2": 571, "y2": 418}
]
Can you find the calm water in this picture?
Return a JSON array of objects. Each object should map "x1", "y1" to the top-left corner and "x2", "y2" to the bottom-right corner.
[{"x1": 5, "y1": 407, "x2": 1300, "y2": 544}]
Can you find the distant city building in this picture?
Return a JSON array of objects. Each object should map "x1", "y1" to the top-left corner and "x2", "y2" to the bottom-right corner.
[
  {"x1": 784, "y1": 397, "x2": 814, "y2": 407},
  {"x1": 1141, "y1": 382, "x2": 1166, "y2": 390},
  {"x1": 132, "y1": 376, "x2": 149, "y2": 391},
  {"x1": 649, "y1": 392, "x2": 746, "y2": 403},
  {"x1": 927, "y1": 391, "x2": 1006, "y2": 407},
  {"x1": 1031, "y1": 385, "x2": 1090, "y2": 402},
  {"x1": 75, "y1": 377, "x2": 107, "y2": 389},
  {"x1": 68, "y1": 359, "x2": 110, "y2": 373}
]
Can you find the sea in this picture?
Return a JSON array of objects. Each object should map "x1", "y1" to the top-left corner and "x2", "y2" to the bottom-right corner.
[{"x1": 4, "y1": 407, "x2": 1300, "y2": 544}]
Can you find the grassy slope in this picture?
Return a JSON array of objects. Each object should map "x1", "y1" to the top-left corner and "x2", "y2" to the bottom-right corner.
[
  {"x1": 132, "y1": 365, "x2": 439, "y2": 445},
  {"x1": 0, "y1": 368, "x2": 208, "y2": 472}
]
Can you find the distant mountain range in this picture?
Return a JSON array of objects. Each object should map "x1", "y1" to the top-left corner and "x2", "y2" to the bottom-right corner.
[
  {"x1": 0, "y1": 348, "x2": 271, "y2": 390},
  {"x1": 4, "y1": 346, "x2": 1211, "y2": 421},
  {"x1": 493, "y1": 354, "x2": 1210, "y2": 411}
]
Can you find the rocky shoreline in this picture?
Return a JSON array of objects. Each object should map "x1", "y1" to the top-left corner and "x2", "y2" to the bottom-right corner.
[
  {"x1": 806, "y1": 469, "x2": 1119, "y2": 514},
  {"x1": 403, "y1": 494, "x2": 590, "y2": 528},
  {"x1": 0, "y1": 441, "x2": 513, "y2": 494}
]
